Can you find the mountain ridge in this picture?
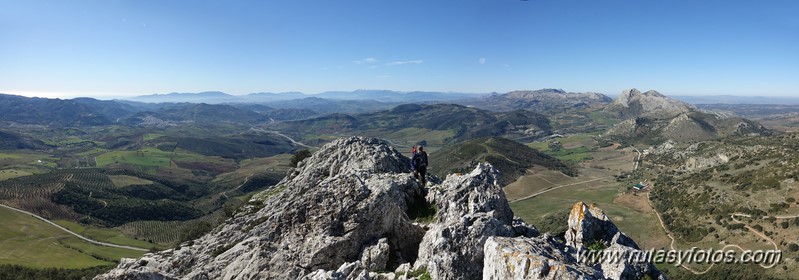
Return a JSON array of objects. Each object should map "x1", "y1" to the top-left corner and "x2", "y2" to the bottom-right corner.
[
  {"x1": 603, "y1": 89, "x2": 774, "y2": 144},
  {"x1": 95, "y1": 136, "x2": 665, "y2": 280}
]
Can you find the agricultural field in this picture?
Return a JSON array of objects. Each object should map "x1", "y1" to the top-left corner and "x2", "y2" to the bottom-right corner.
[
  {"x1": 95, "y1": 147, "x2": 237, "y2": 177},
  {"x1": 527, "y1": 133, "x2": 600, "y2": 163},
  {"x1": 506, "y1": 141, "x2": 671, "y2": 250},
  {"x1": 0, "y1": 206, "x2": 143, "y2": 269},
  {"x1": 379, "y1": 127, "x2": 456, "y2": 151},
  {"x1": 212, "y1": 153, "x2": 293, "y2": 189},
  {"x1": 53, "y1": 220, "x2": 161, "y2": 250},
  {"x1": 115, "y1": 210, "x2": 227, "y2": 245},
  {"x1": 0, "y1": 169, "x2": 33, "y2": 181},
  {"x1": 108, "y1": 175, "x2": 154, "y2": 188}
]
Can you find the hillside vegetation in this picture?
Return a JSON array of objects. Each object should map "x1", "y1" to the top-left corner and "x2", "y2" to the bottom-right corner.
[
  {"x1": 268, "y1": 103, "x2": 551, "y2": 146},
  {"x1": 430, "y1": 137, "x2": 576, "y2": 185}
]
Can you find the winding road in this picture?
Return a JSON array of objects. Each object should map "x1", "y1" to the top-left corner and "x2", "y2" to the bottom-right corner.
[
  {"x1": 0, "y1": 203, "x2": 149, "y2": 252},
  {"x1": 509, "y1": 176, "x2": 612, "y2": 204},
  {"x1": 646, "y1": 192, "x2": 789, "y2": 274},
  {"x1": 250, "y1": 127, "x2": 316, "y2": 149}
]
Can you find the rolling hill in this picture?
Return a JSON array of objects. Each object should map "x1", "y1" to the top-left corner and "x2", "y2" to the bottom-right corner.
[
  {"x1": 0, "y1": 94, "x2": 120, "y2": 126},
  {"x1": 462, "y1": 88, "x2": 612, "y2": 113},
  {"x1": 429, "y1": 137, "x2": 576, "y2": 185},
  {"x1": 267, "y1": 103, "x2": 552, "y2": 144},
  {"x1": 0, "y1": 130, "x2": 48, "y2": 150}
]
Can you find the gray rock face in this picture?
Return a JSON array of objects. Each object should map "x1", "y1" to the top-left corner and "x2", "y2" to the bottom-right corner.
[
  {"x1": 97, "y1": 137, "x2": 425, "y2": 279},
  {"x1": 96, "y1": 137, "x2": 663, "y2": 280},
  {"x1": 483, "y1": 236, "x2": 600, "y2": 280},
  {"x1": 565, "y1": 202, "x2": 629, "y2": 251},
  {"x1": 607, "y1": 88, "x2": 695, "y2": 119},
  {"x1": 360, "y1": 238, "x2": 390, "y2": 271},
  {"x1": 483, "y1": 202, "x2": 665, "y2": 280},
  {"x1": 414, "y1": 163, "x2": 539, "y2": 280}
]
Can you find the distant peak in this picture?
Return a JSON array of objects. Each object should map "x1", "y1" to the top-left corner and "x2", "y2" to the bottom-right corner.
[
  {"x1": 623, "y1": 88, "x2": 641, "y2": 96},
  {"x1": 642, "y1": 90, "x2": 664, "y2": 97}
]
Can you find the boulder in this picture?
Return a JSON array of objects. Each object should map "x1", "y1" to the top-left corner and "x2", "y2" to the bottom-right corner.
[{"x1": 413, "y1": 163, "x2": 539, "y2": 280}]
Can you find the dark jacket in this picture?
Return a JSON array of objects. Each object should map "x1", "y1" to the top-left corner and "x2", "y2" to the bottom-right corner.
[{"x1": 412, "y1": 151, "x2": 428, "y2": 171}]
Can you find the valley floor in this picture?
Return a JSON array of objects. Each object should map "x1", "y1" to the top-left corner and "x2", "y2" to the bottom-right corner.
[{"x1": 0, "y1": 205, "x2": 145, "y2": 269}]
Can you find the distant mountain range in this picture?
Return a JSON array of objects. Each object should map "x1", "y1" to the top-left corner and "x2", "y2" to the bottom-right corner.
[
  {"x1": 672, "y1": 95, "x2": 799, "y2": 105},
  {"x1": 266, "y1": 103, "x2": 552, "y2": 144},
  {"x1": 128, "y1": 90, "x2": 486, "y2": 104},
  {"x1": 460, "y1": 88, "x2": 612, "y2": 114}
]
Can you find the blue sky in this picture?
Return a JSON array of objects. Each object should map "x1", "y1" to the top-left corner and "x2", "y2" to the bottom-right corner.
[{"x1": 1, "y1": 0, "x2": 797, "y2": 98}]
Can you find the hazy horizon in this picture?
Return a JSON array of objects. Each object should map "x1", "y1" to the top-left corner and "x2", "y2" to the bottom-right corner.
[
  {"x1": 2, "y1": 0, "x2": 797, "y2": 98},
  {"x1": 5, "y1": 88, "x2": 799, "y2": 102}
]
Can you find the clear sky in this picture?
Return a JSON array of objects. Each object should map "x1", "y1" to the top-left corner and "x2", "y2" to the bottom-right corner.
[{"x1": 1, "y1": 0, "x2": 797, "y2": 98}]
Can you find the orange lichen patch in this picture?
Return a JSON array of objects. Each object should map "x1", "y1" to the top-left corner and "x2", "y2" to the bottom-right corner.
[{"x1": 571, "y1": 201, "x2": 587, "y2": 224}]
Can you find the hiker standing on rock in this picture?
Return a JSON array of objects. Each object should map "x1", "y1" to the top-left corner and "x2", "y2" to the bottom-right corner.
[{"x1": 411, "y1": 146, "x2": 428, "y2": 186}]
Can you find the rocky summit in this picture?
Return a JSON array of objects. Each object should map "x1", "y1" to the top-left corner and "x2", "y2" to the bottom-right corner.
[
  {"x1": 603, "y1": 88, "x2": 773, "y2": 144},
  {"x1": 606, "y1": 88, "x2": 695, "y2": 119},
  {"x1": 96, "y1": 137, "x2": 664, "y2": 280}
]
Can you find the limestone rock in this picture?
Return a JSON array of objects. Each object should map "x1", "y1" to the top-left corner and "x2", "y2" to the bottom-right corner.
[
  {"x1": 360, "y1": 238, "x2": 390, "y2": 271},
  {"x1": 483, "y1": 202, "x2": 666, "y2": 280},
  {"x1": 607, "y1": 88, "x2": 695, "y2": 119},
  {"x1": 483, "y1": 236, "x2": 599, "y2": 280},
  {"x1": 565, "y1": 202, "x2": 630, "y2": 251},
  {"x1": 96, "y1": 137, "x2": 663, "y2": 280},
  {"x1": 414, "y1": 163, "x2": 539, "y2": 280},
  {"x1": 97, "y1": 137, "x2": 425, "y2": 279}
]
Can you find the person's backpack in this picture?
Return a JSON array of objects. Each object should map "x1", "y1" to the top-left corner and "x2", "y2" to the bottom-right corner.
[
  {"x1": 410, "y1": 146, "x2": 417, "y2": 169},
  {"x1": 417, "y1": 151, "x2": 428, "y2": 168}
]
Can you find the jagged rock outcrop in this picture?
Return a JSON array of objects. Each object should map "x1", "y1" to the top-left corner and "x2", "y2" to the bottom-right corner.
[
  {"x1": 606, "y1": 88, "x2": 695, "y2": 119},
  {"x1": 483, "y1": 202, "x2": 665, "y2": 280},
  {"x1": 483, "y1": 235, "x2": 600, "y2": 279},
  {"x1": 97, "y1": 137, "x2": 426, "y2": 279},
  {"x1": 96, "y1": 137, "x2": 664, "y2": 280},
  {"x1": 565, "y1": 202, "x2": 627, "y2": 250},
  {"x1": 414, "y1": 163, "x2": 539, "y2": 279}
]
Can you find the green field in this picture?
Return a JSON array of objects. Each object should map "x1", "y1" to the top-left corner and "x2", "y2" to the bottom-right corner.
[
  {"x1": 510, "y1": 185, "x2": 668, "y2": 250},
  {"x1": 107, "y1": 175, "x2": 154, "y2": 188},
  {"x1": 527, "y1": 134, "x2": 596, "y2": 163},
  {"x1": 213, "y1": 154, "x2": 293, "y2": 187},
  {"x1": 0, "y1": 206, "x2": 144, "y2": 269},
  {"x1": 0, "y1": 151, "x2": 57, "y2": 182},
  {"x1": 53, "y1": 220, "x2": 161, "y2": 250},
  {"x1": 95, "y1": 147, "x2": 233, "y2": 174},
  {"x1": 0, "y1": 169, "x2": 33, "y2": 181},
  {"x1": 506, "y1": 144, "x2": 670, "y2": 250},
  {"x1": 95, "y1": 148, "x2": 173, "y2": 171},
  {"x1": 143, "y1": 133, "x2": 164, "y2": 141}
]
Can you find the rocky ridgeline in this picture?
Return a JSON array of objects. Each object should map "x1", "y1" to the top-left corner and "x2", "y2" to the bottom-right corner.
[
  {"x1": 604, "y1": 88, "x2": 772, "y2": 143},
  {"x1": 96, "y1": 137, "x2": 664, "y2": 280},
  {"x1": 468, "y1": 89, "x2": 612, "y2": 113},
  {"x1": 607, "y1": 88, "x2": 695, "y2": 119}
]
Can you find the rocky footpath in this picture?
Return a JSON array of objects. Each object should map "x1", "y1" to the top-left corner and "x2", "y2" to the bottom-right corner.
[{"x1": 96, "y1": 137, "x2": 664, "y2": 280}]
